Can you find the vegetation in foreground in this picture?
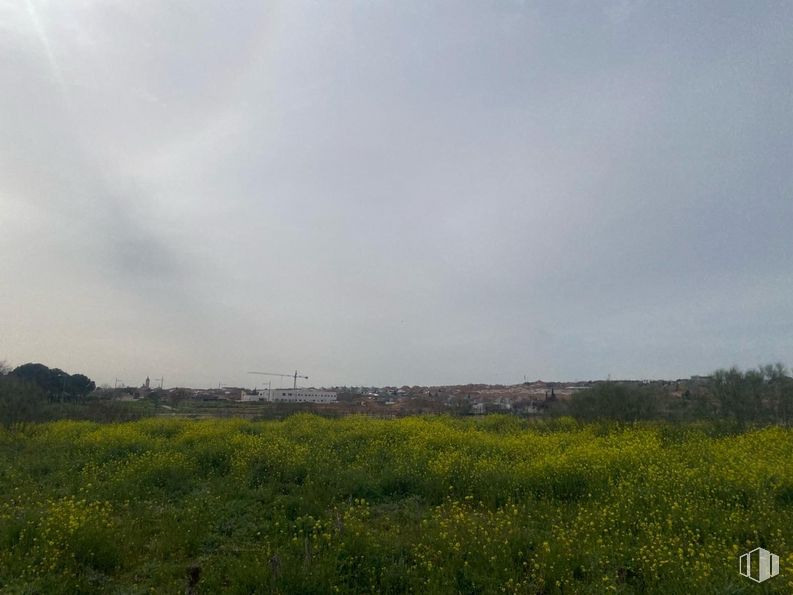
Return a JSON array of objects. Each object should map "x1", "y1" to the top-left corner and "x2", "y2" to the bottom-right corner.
[{"x1": 1, "y1": 415, "x2": 792, "y2": 593}]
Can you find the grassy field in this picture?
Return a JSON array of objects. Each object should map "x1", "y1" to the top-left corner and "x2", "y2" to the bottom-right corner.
[{"x1": 1, "y1": 415, "x2": 792, "y2": 594}]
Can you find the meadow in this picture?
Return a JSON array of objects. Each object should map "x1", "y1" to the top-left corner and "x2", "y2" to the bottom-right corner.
[{"x1": 1, "y1": 415, "x2": 792, "y2": 593}]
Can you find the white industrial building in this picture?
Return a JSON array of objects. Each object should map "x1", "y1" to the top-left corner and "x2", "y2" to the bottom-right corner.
[
  {"x1": 270, "y1": 389, "x2": 336, "y2": 403},
  {"x1": 242, "y1": 389, "x2": 337, "y2": 403}
]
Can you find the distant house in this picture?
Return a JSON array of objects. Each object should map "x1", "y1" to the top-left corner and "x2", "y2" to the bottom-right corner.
[
  {"x1": 516, "y1": 400, "x2": 543, "y2": 414},
  {"x1": 239, "y1": 389, "x2": 260, "y2": 401}
]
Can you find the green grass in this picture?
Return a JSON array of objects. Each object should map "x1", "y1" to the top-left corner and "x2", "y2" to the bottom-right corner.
[{"x1": 1, "y1": 415, "x2": 791, "y2": 593}]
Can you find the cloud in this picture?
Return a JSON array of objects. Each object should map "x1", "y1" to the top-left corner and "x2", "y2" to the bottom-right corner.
[{"x1": 1, "y1": 0, "x2": 792, "y2": 386}]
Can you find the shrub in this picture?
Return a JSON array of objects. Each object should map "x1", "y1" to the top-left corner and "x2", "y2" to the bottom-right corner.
[{"x1": 0, "y1": 376, "x2": 47, "y2": 428}]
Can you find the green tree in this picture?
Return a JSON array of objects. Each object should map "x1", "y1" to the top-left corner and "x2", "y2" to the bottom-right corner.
[
  {"x1": 569, "y1": 382, "x2": 658, "y2": 422},
  {"x1": 10, "y1": 363, "x2": 63, "y2": 398},
  {"x1": 10, "y1": 363, "x2": 95, "y2": 402},
  {"x1": 65, "y1": 373, "x2": 96, "y2": 400},
  {"x1": 758, "y1": 363, "x2": 793, "y2": 423},
  {"x1": 710, "y1": 364, "x2": 793, "y2": 423}
]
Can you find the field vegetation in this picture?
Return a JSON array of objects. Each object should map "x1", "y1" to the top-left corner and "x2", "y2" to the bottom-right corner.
[{"x1": 1, "y1": 415, "x2": 792, "y2": 593}]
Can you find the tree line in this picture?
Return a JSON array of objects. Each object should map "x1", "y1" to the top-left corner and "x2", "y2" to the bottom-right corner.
[
  {"x1": 0, "y1": 362, "x2": 150, "y2": 427},
  {"x1": 7, "y1": 362, "x2": 95, "y2": 401},
  {"x1": 560, "y1": 363, "x2": 793, "y2": 424}
]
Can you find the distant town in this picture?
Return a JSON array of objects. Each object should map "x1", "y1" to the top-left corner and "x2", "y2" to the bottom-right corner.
[{"x1": 98, "y1": 375, "x2": 714, "y2": 418}]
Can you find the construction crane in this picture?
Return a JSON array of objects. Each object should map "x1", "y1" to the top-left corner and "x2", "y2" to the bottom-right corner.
[{"x1": 248, "y1": 370, "x2": 308, "y2": 389}]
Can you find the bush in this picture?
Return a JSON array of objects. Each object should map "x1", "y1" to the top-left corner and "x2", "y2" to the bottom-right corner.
[{"x1": 0, "y1": 376, "x2": 47, "y2": 428}]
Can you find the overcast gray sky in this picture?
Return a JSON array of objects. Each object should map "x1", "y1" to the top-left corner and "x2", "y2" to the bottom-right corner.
[{"x1": 1, "y1": 1, "x2": 791, "y2": 388}]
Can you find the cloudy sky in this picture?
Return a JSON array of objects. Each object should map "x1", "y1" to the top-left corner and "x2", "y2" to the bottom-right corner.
[{"x1": 1, "y1": 1, "x2": 791, "y2": 388}]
